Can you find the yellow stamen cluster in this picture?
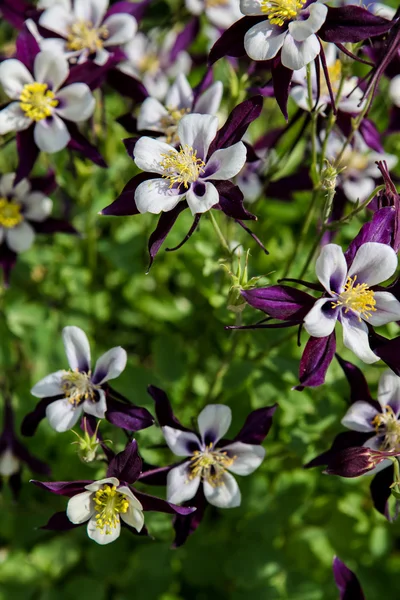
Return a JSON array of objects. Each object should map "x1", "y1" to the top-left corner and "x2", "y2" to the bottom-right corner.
[
  {"x1": 94, "y1": 485, "x2": 129, "y2": 532},
  {"x1": 61, "y1": 369, "x2": 97, "y2": 407},
  {"x1": 260, "y1": 0, "x2": 305, "y2": 26},
  {"x1": 0, "y1": 197, "x2": 23, "y2": 229},
  {"x1": 320, "y1": 59, "x2": 342, "y2": 98},
  {"x1": 160, "y1": 145, "x2": 205, "y2": 189},
  {"x1": 372, "y1": 405, "x2": 400, "y2": 451},
  {"x1": 331, "y1": 275, "x2": 376, "y2": 321},
  {"x1": 138, "y1": 54, "x2": 160, "y2": 76},
  {"x1": 205, "y1": 0, "x2": 229, "y2": 7},
  {"x1": 67, "y1": 20, "x2": 109, "y2": 53},
  {"x1": 188, "y1": 444, "x2": 236, "y2": 487},
  {"x1": 160, "y1": 107, "x2": 190, "y2": 144},
  {"x1": 19, "y1": 82, "x2": 58, "y2": 121}
]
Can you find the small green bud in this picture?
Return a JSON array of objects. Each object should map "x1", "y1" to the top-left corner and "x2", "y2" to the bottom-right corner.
[
  {"x1": 71, "y1": 418, "x2": 101, "y2": 463},
  {"x1": 222, "y1": 249, "x2": 268, "y2": 314},
  {"x1": 321, "y1": 160, "x2": 338, "y2": 192}
]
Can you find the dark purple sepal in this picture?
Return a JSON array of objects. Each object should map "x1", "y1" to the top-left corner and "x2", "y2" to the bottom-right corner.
[
  {"x1": 106, "y1": 440, "x2": 142, "y2": 484},
  {"x1": 64, "y1": 57, "x2": 118, "y2": 90},
  {"x1": 0, "y1": 0, "x2": 29, "y2": 29},
  {"x1": 166, "y1": 214, "x2": 201, "y2": 252},
  {"x1": 106, "y1": 0, "x2": 151, "y2": 21},
  {"x1": 16, "y1": 126, "x2": 40, "y2": 184},
  {"x1": 369, "y1": 333, "x2": 400, "y2": 376},
  {"x1": 123, "y1": 136, "x2": 141, "y2": 157},
  {"x1": 333, "y1": 557, "x2": 366, "y2": 600},
  {"x1": 336, "y1": 354, "x2": 376, "y2": 406},
  {"x1": 324, "y1": 446, "x2": 377, "y2": 477},
  {"x1": 233, "y1": 404, "x2": 278, "y2": 444},
  {"x1": 242, "y1": 285, "x2": 315, "y2": 321},
  {"x1": 359, "y1": 118, "x2": 383, "y2": 153},
  {"x1": 172, "y1": 488, "x2": 207, "y2": 548},
  {"x1": 147, "y1": 385, "x2": 192, "y2": 432},
  {"x1": 41, "y1": 511, "x2": 81, "y2": 531},
  {"x1": 15, "y1": 25, "x2": 40, "y2": 71},
  {"x1": 265, "y1": 167, "x2": 312, "y2": 200},
  {"x1": 138, "y1": 463, "x2": 174, "y2": 485},
  {"x1": 34, "y1": 218, "x2": 77, "y2": 235},
  {"x1": 0, "y1": 245, "x2": 17, "y2": 288},
  {"x1": 389, "y1": 105, "x2": 400, "y2": 134},
  {"x1": 67, "y1": 124, "x2": 107, "y2": 168},
  {"x1": 101, "y1": 173, "x2": 153, "y2": 216},
  {"x1": 30, "y1": 171, "x2": 57, "y2": 195},
  {"x1": 319, "y1": 6, "x2": 393, "y2": 43},
  {"x1": 170, "y1": 17, "x2": 200, "y2": 62},
  {"x1": 193, "y1": 68, "x2": 214, "y2": 104},
  {"x1": 370, "y1": 464, "x2": 394, "y2": 521},
  {"x1": 344, "y1": 207, "x2": 395, "y2": 266},
  {"x1": 117, "y1": 114, "x2": 137, "y2": 134},
  {"x1": 213, "y1": 181, "x2": 256, "y2": 221},
  {"x1": 105, "y1": 397, "x2": 154, "y2": 432},
  {"x1": 207, "y1": 96, "x2": 263, "y2": 156},
  {"x1": 147, "y1": 202, "x2": 188, "y2": 271},
  {"x1": 209, "y1": 16, "x2": 265, "y2": 64},
  {"x1": 107, "y1": 69, "x2": 148, "y2": 102},
  {"x1": 21, "y1": 397, "x2": 56, "y2": 437},
  {"x1": 13, "y1": 440, "x2": 50, "y2": 475},
  {"x1": 305, "y1": 431, "x2": 372, "y2": 469},
  {"x1": 31, "y1": 479, "x2": 91, "y2": 497},
  {"x1": 235, "y1": 219, "x2": 269, "y2": 255},
  {"x1": 296, "y1": 332, "x2": 336, "y2": 389},
  {"x1": 271, "y1": 59, "x2": 293, "y2": 121},
  {"x1": 134, "y1": 489, "x2": 196, "y2": 516},
  {"x1": 9, "y1": 471, "x2": 22, "y2": 500}
]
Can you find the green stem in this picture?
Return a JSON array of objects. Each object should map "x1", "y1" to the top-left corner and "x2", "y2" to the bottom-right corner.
[{"x1": 209, "y1": 211, "x2": 231, "y2": 254}]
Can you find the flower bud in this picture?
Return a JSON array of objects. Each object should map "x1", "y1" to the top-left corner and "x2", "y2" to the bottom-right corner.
[
  {"x1": 71, "y1": 419, "x2": 101, "y2": 463},
  {"x1": 324, "y1": 447, "x2": 378, "y2": 478},
  {"x1": 222, "y1": 249, "x2": 268, "y2": 314}
]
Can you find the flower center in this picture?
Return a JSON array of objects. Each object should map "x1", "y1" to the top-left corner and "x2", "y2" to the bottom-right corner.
[
  {"x1": 94, "y1": 484, "x2": 129, "y2": 533},
  {"x1": 372, "y1": 405, "x2": 400, "y2": 451},
  {"x1": 205, "y1": 0, "x2": 229, "y2": 7},
  {"x1": 188, "y1": 444, "x2": 236, "y2": 487},
  {"x1": 138, "y1": 54, "x2": 160, "y2": 75},
  {"x1": 320, "y1": 59, "x2": 342, "y2": 98},
  {"x1": 67, "y1": 20, "x2": 109, "y2": 53},
  {"x1": 159, "y1": 107, "x2": 190, "y2": 144},
  {"x1": 0, "y1": 197, "x2": 23, "y2": 229},
  {"x1": 61, "y1": 370, "x2": 97, "y2": 407},
  {"x1": 160, "y1": 145, "x2": 206, "y2": 189},
  {"x1": 260, "y1": 0, "x2": 305, "y2": 26},
  {"x1": 19, "y1": 82, "x2": 58, "y2": 122},
  {"x1": 331, "y1": 275, "x2": 376, "y2": 321}
]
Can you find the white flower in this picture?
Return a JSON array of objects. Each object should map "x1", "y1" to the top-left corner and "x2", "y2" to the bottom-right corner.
[
  {"x1": 341, "y1": 369, "x2": 400, "y2": 474},
  {"x1": 67, "y1": 477, "x2": 144, "y2": 545},
  {"x1": 241, "y1": 0, "x2": 328, "y2": 70},
  {"x1": 31, "y1": 326, "x2": 127, "y2": 432},
  {"x1": 0, "y1": 173, "x2": 52, "y2": 253},
  {"x1": 0, "y1": 51, "x2": 95, "y2": 153},
  {"x1": 186, "y1": 0, "x2": 242, "y2": 29},
  {"x1": 38, "y1": 0, "x2": 137, "y2": 65},
  {"x1": 303, "y1": 242, "x2": 400, "y2": 364},
  {"x1": 133, "y1": 113, "x2": 247, "y2": 216},
  {"x1": 163, "y1": 405, "x2": 265, "y2": 508},
  {"x1": 137, "y1": 74, "x2": 223, "y2": 144},
  {"x1": 0, "y1": 448, "x2": 20, "y2": 476}
]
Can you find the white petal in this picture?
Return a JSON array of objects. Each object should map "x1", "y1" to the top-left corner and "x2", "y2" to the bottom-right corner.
[
  {"x1": 92, "y1": 347, "x2": 127, "y2": 384},
  {"x1": 66, "y1": 491, "x2": 94, "y2": 524},
  {"x1": 348, "y1": 242, "x2": 398, "y2": 286},
  {"x1": 5, "y1": 221, "x2": 35, "y2": 253},
  {"x1": 103, "y1": 14, "x2": 137, "y2": 47},
  {"x1": 166, "y1": 74, "x2": 193, "y2": 110},
  {"x1": 303, "y1": 297, "x2": 338, "y2": 337},
  {"x1": 0, "y1": 449, "x2": 20, "y2": 476},
  {"x1": 0, "y1": 173, "x2": 18, "y2": 197},
  {"x1": 378, "y1": 370, "x2": 400, "y2": 414},
  {"x1": 244, "y1": 21, "x2": 286, "y2": 61},
  {"x1": 121, "y1": 506, "x2": 144, "y2": 532},
  {"x1": 55, "y1": 83, "x2": 95, "y2": 122},
  {"x1": 83, "y1": 389, "x2": 107, "y2": 419},
  {"x1": 34, "y1": 51, "x2": 69, "y2": 91},
  {"x1": 222, "y1": 441, "x2": 265, "y2": 475},
  {"x1": 62, "y1": 325, "x2": 91, "y2": 371},
  {"x1": 368, "y1": 292, "x2": 400, "y2": 326},
  {"x1": 362, "y1": 436, "x2": 392, "y2": 476},
  {"x1": 137, "y1": 98, "x2": 168, "y2": 132},
  {"x1": 31, "y1": 370, "x2": 65, "y2": 398},
  {"x1": 288, "y1": 3, "x2": 328, "y2": 42},
  {"x1": 162, "y1": 426, "x2": 201, "y2": 456},
  {"x1": 315, "y1": 243, "x2": 347, "y2": 293},
  {"x1": 118, "y1": 486, "x2": 143, "y2": 511},
  {"x1": 240, "y1": 0, "x2": 264, "y2": 15},
  {"x1": 23, "y1": 192, "x2": 53, "y2": 222},
  {"x1": 194, "y1": 80, "x2": 223, "y2": 115},
  {"x1": 167, "y1": 462, "x2": 201, "y2": 504},
  {"x1": 85, "y1": 477, "x2": 120, "y2": 492},
  {"x1": 342, "y1": 178, "x2": 375, "y2": 204},
  {"x1": 0, "y1": 59, "x2": 33, "y2": 99},
  {"x1": 206, "y1": 142, "x2": 247, "y2": 180},
  {"x1": 34, "y1": 115, "x2": 70, "y2": 153},
  {"x1": 197, "y1": 404, "x2": 232, "y2": 445},
  {"x1": 38, "y1": 6, "x2": 74, "y2": 37},
  {"x1": 185, "y1": 0, "x2": 203, "y2": 16},
  {"x1": 87, "y1": 515, "x2": 121, "y2": 545},
  {"x1": 281, "y1": 34, "x2": 320, "y2": 71},
  {"x1": 390, "y1": 74, "x2": 400, "y2": 108},
  {"x1": 341, "y1": 401, "x2": 378, "y2": 432},
  {"x1": 45, "y1": 398, "x2": 82, "y2": 432},
  {"x1": 135, "y1": 179, "x2": 184, "y2": 214},
  {"x1": 341, "y1": 315, "x2": 380, "y2": 364},
  {"x1": 177, "y1": 113, "x2": 218, "y2": 161},
  {"x1": 207, "y1": 3, "x2": 242, "y2": 29},
  {"x1": 203, "y1": 472, "x2": 241, "y2": 508},
  {"x1": 186, "y1": 181, "x2": 219, "y2": 215},
  {"x1": 74, "y1": 0, "x2": 108, "y2": 26},
  {"x1": 0, "y1": 103, "x2": 32, "y2": 135},
  {"x1": 134, "y1": 137, "x2": 177, "y2": 173}
]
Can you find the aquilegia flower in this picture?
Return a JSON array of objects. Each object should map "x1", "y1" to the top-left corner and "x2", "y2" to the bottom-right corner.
[
  {"x1": 32, "y1": 440, "x2": 195, "y2": 545},
  {"x1": 25, "y1": 325, "x2": 153, "y2": 433},
  {"x1": 0, "y1": 50, "x2": 95, "y2": 153}
]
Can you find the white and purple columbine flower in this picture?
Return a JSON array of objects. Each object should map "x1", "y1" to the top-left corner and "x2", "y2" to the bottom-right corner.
[
  {"x1": 38, "y1": 0, "x2": 137, "y2": 65},
  {"x1": 133, "y1": 113, "x2": 247, "y2": 216},
  {"x1": 0, "y1": 51, "x2": 95, "y2": 153},
  {"x1": 186, "y1": 0, "x2": 242, "y2": 29},
  {"x1": 30, "y1": 326, "x2": 127, "y2": 432},
  {"x1": 240, "y1": 0, "x2": 328, "y2": 69},
  {"x1": 163, "y1": 404, "x2": 265, "y2": 508},
  {"x1": 137, "y1": 74, "x2": 223, "y2": 145},
  {"x1": 303, "y1": 242, "x2": 400, "y2": 364}
]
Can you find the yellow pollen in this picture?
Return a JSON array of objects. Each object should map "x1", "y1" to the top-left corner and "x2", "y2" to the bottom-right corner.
[
  {"x1": 188, "y1": 443, "x2": 236, "y2": 487},
  {"x1": 331, "y1": 275, "x2": 376, "y2": 321},
  {"x1": 160, "y1": 145, "x2": 205, "y2": 189},
  {"x1": 19, "y1": 82, "x2": 58, "y2": 122},
  {"x1": 67, "y1": 20, "x2": 109, "y2": 53},
  {"x1": 372, "y1": 405, "x2": 400, "y2": 451},
  {"x1": 61, "y1": 369, "x2": 97, "y2": 407},
  {"x1": 159, "y1": 107, "x2": 190, "y2": 144},
  {"x1": 94, "y1": 484, "x2": 129, "y2": 533},
  {"x1": 320, "y1": 59, "x2": 342, "y2": 98},
  {"x1": 205, "y1": 0, "x2": 229, "y2": 7},
  {"x1": 0, "y1": 197, "x2": 23, "y2": 228},
  {"x1": 260, "y1": 0, "x2": 305, "y2": 26},
  {"x1": 138, "y1": 54, "x2": 160, "y2": 76}
]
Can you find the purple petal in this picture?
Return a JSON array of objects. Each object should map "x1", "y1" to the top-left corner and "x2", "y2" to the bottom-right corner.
[
  {"x1": 67, "y1": 123, "x2": 107, "y2": 168},
  {"x1": 41, "y1": 511, "x2": 82, "y2": 531},
  {"x1": 305, "y1": 431, "x2": 373, "y2": 469},
  {"x1": 209, "y1": 16, "x2": 265, "y2": 64},
  {"x1": 336, "y1": 355, "x2": 376, "y2": 405},
  {"x1": 172, "y1": 488, "x2": 207, "y2": 548},
  {"x1": 359, "y1": 118, "x2": 383, "y2": 152},
  {"x1": 147, "y1": 202, "x2": 188, "y2": 271},
  {"x1": 370, "y1": 464, "x2": 394, "y2": 521},
  {"x1": 233, "y1": 405, "x2": 278, "y2": 445},
  {"x1": 15, "y1": 25, "x2": 40, "y2": 71},
  {"x1": 170, "y1": 17, "x2": 200, "y2": 62},
  {"x1": 101, "y1": 174, "x2": 154, "y2": 216},
  {"x1": 344, "y1": 207, "x2": 395, "y2": 267},
  {"x1": 147, "y1": 385, "x2": 192, "y2": 432},
  {"x1": 31, "y1": 480, "x2": 91, "y2": 497},
  {"x1": 134, "y1": 489, "x2": 196, "y2": 516},
  {"x1": 106, "y1": 440, "x2": 142, "y2": 484},
  {"x1": 21, "y1": 398, "x2": 56, "y2": 437},
  {"x1": 319, "y1": 6, "x2": 392, "y2": 43},
  {"x1": 106, "y1": 0, "x2": 151, "y2": 21},
  {"x1": 271, "y1": 59, "x2": 293, "y2": 121},
  {"x1": 213, "y1": 181, "x2": 256, "y2": 221},
  {"x1": 107, "y1": 68, "x2": 148, "y2": 102},
  {"x1": 297, "y1": 332, "x2": 336, "y2": 389},
  {"x1": 138, "y1": 463, "x2": 175, "y2": 485},
  {"x1": 333, "y1": 557, "x2": 366, "y2": 600},
  {"x1": 30, "y1": 171, "x2": 57, "y2": 195},
  {"x1": 16, "y1": 126, "x2": 39, "y2": 184},
  {"x1": 105, "y1": 397, "x2": 154, "y2": 432},
  {"x1": 242, "y1": 285, "x2": 315, "y2": 321}
]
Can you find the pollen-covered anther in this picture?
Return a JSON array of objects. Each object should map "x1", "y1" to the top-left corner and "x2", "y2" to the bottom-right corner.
[
  {"x1": 188, "y1": 444, "x2": 236, "y2": 487},
  {"x1": 61, "y1": 370, "x2": 97, "y2": 406},
  {"x1": 67, "y1": 20, "x2": 109, "y2": 53},
  {"x1": 205, "y1": 0, "x2": 229, "y2": 7},
  {"x1": 0, "y1": 197, "x2": 23, "y2": 228},
  {"x1": 94, "y1": 484, "x2": 129, "y2": 533},
  {"x1": 160, "y1": 108, "x2": 190, "y2": 144},
  {"x1": 372, "y1": 405, "x2": 400, "y2": 451},
  {"x1": 260, "y1": 0, "x2": 305, "y2": 26},
  {"x1": 331, "y1": 275, "x2": 376, "y2": 321},
  {"x1": 19, "y1": 82, "x2": 58, "y2": 121},
  {"x1": 160, "y1": 145, "x2": 206, "y2": 189}
]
